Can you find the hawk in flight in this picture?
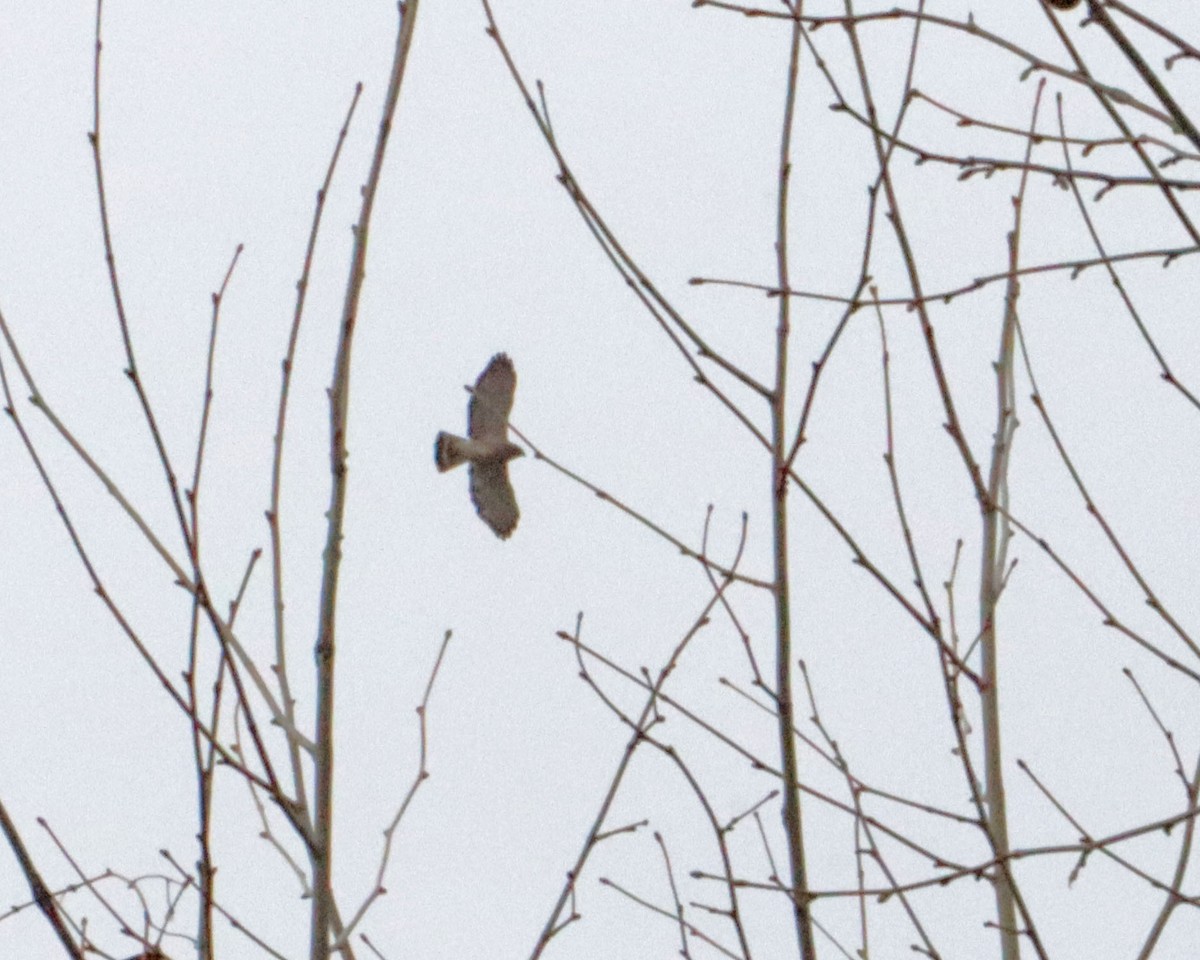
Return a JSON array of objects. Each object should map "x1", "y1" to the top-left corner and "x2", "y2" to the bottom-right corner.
[{"x1": 435, "y1": 353, "x2": 523, "y2": 539}]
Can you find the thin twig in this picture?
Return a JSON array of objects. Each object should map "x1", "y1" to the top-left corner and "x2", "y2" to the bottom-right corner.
[{"x1": 333, "y1": 632, "x2": 452, "y2": 947}]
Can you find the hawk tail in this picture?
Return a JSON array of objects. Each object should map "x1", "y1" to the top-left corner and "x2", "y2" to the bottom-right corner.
[{"x1": 434, "y1": 432, "x2": 468, "y2": 472}]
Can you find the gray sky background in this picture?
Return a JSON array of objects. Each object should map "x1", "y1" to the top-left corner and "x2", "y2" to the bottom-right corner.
[{"x1": 2, "y1": 2, "x2": 1199, "y2": 958}]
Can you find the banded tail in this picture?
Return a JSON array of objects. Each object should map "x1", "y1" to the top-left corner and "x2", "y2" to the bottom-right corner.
[{"x1": 435, "y1": 432, "x2": 469, "y2": 472}]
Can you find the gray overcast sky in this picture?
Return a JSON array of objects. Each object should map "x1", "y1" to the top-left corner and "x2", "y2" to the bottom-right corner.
[{"x1": 2, "y1": 2, "x2": 1200, "y2": 958}]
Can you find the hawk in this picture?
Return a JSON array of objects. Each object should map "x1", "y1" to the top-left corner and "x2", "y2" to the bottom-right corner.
[{"x1": 435, "y1": 353, "x2": 524, "y2": 539}]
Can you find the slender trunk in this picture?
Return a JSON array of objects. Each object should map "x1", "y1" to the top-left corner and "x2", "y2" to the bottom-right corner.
[
  {"x1": 310, "y1": 5, "x2": 422, "y2": 957},
  {"x1": 980, "y1": 252, "x2": 1020, "y2": 960},
  {"x1": 773, "y1": 12, "x2": 817, "y2": 959}
]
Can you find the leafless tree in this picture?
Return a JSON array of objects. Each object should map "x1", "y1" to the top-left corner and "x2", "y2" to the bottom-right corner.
[{"x1": 1, "y1": 1, "x2": 1198, "y2": 959}]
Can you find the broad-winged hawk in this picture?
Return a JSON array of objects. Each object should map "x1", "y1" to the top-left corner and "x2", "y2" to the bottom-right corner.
[{"x1": 434, "y1": 353, "x2": 523, "y2": 539}]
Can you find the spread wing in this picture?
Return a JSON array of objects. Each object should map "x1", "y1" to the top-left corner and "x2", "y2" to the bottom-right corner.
[
  {"x1": 468, "y1": 353, "x2": 516, "y2": 443},
  {"x1": 469, "y1": 461, "x2": 519, "y2": 539}
]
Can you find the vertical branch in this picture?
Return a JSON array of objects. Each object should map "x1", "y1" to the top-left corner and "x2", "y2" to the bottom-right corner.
[
  {"x1": 771, "y1": 8, "x2": 816, "y2": 959},
  {"x1": 979, "y1": 265, "x2": 1019, "y2": 958},
  {"x1": 834, "y1": 8, "x2": 1049, "y2": 950},
  {"x1": 978, "y1": 81, "x2": 1045, "y2": 960},
  {"x1": 270, "y1": 82, "x2": 363, "y2": 849},
  {"x1": 309, "y1": 3, "x2": 421, "y2": 958},
  {"x1": 185, "y1": 245, "x2": 243, "y2": 960}
]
